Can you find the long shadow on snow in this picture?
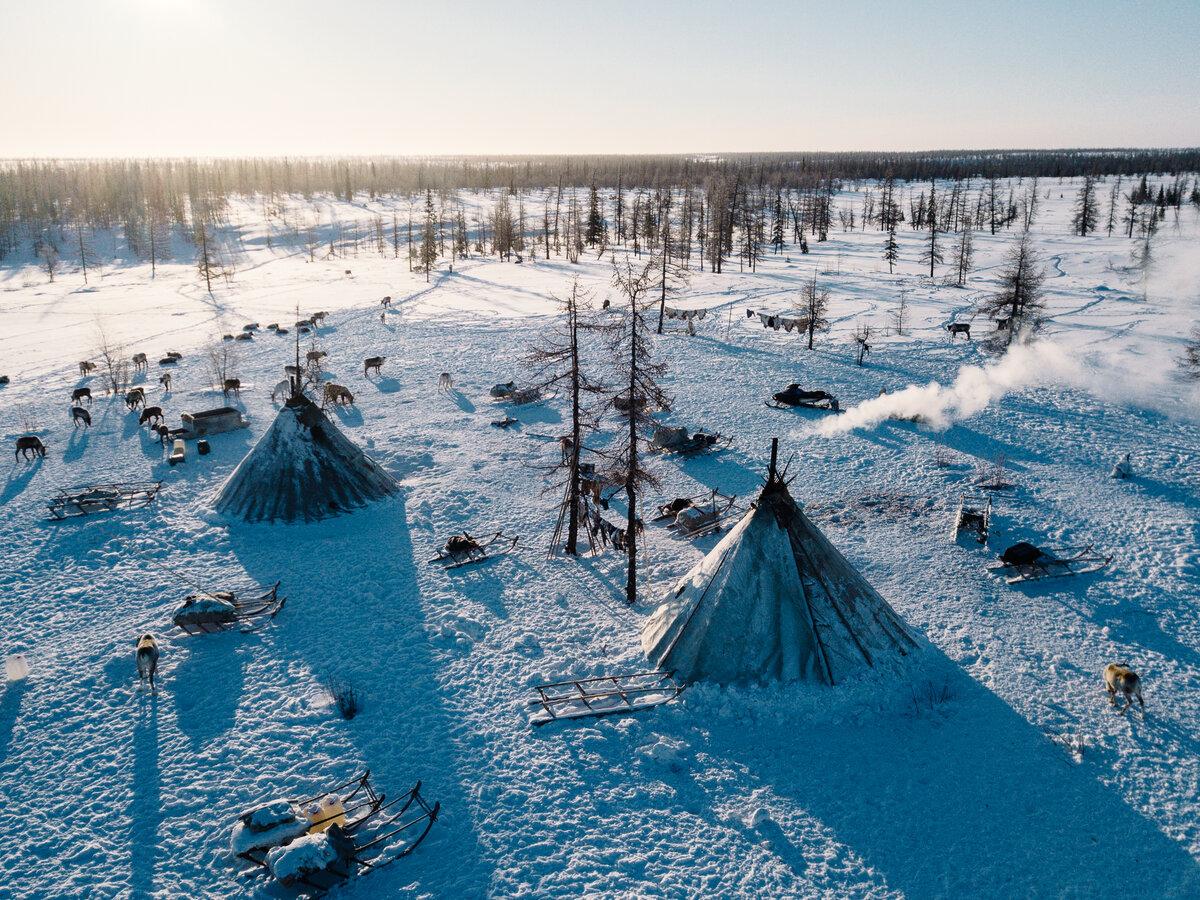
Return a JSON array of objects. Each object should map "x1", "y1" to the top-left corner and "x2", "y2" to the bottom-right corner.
[
  {"x1": 172, "y1": 633, "x2": 245, "y2": 751},
  {"x1": 655, "y1": 666, "x2": 1200, "y2": 896},
  {"x1": 0, "y1": 678, "x2": 29, "y2": 765},
  {"x1": 63, "y1": 428, "x2": 90, "y2": 464},
  {"x1": 0, "y1": 459, "x2": 41, "y2": 506},
  {"x1": 224, "y1": 496, "x2": 491, "y2": 895},
  {"x1": 127, "y1": 696, "x2": 161, "y2": 899}
]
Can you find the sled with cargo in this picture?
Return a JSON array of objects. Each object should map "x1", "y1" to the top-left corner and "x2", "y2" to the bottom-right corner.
[
  {"x1": 47, "y1": 481, "x2": 162, "y2": 520},
  {"x1": 429, "y1": 531, "x2": 519, "y2": 570},
  {"x1": 655, "y1": 490, "x2": 741, "y2": 539},
  {"x1": 173, "y1": 581, "x2": 286, "y2": 635},
  {"x1": 526, "y1": 670, "x2": 685, "y2": 726},
  {"x1": 989, "y1": 542, "x2": 1112, "y2": 584},
  {"x1": 233, "y1": 770, "x2": 438, "y2": 896},
  {"x1": 648, "y1": 425, "x2": 730, "y2": 457}
]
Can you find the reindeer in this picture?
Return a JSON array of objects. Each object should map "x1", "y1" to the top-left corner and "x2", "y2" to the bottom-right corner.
[
  {"x1": 558, "y1": 435, "x2": 574, "y2": 464},
  {"x1": 381, "y1": 296, "x2": 392, "y2": 308},
  {"x1": 323, "y1": 383, "x2": 354, "y2": 406},
  {"x1": 165, "y1": 351, "x2": 183, "y2": 361},
  {"x1": 363, "y1": 356, "x2": 385, "y2": 377},
  {"x1": 271, "y1": 379, "x2": 291, "y2": 402},
  {"x1": 71, "y1": 407, "x2": 91, "y2": 428},
  {"x1": 306, "y1": 350, "x2": 327, "y2": 367},
  {"x1": 125, "y1": 387, "x2": 146, "y2": 410},
  {"x1": 132, "y1": 352, "x2": 148, "y2": 372},
  {"x1": 311, "y1": 311, "x2": 328, "y2": 323},
  {"x1": 79, "y1": 361, "x2": 96, "y2": 376},
  {"x1": 159, "y1": 373, "x2": 172, "y2": 392},
  {"x1": 439, "y1": 372, "x2": 453, "y2": 393},
  {"x1": 139, "y1": 406, "x2": 164, "y2": 428},
  {"x1": 1104, "y1": 664, "x2": 1145, "y2": 713},
  {"x1": 222, "y1": 378, "x2": 241, "y2": 398},
  {"x1": 154, "y1": 424, "x2": 171, "y2": 445},
  {"x1": 242, "y1": 323, "x2": 258, "y2": 332},
  {"x1": 946, "y1": 323, "x2": 972, "y2": 340},
  {"x1": 72, "y1": 387, "x2": 92, "y2": 405},
  {"x1": 222, "y1": 334, "x2": 234, "y2": 342},
  {"x1": 995, "y1": 317, "x2": 1011, "y2": 331},
  {"x1": 135, "y1": 634, "x2": 160, "y2": 692},
  {"x1": 15, "y1": 435, "x2": 46, "y2": 460}
]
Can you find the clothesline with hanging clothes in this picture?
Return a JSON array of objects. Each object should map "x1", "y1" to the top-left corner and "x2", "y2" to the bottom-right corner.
[
  {"x1": 663, "y1": 306, "x2": 710, "y2": 321},
  {"x1": 747, "y1": 310, "x2": 812, "y2": 333}
]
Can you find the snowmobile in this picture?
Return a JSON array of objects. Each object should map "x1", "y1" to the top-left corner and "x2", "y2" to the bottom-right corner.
[
  {"x1": 765, "y1": 384, "x2": 839, "y2": 411},
  {"x1": 990, "y1": 541, "x2": 1112, "y2": 584},
  {"x1": 430, "y1": 531, "x2": 519, "y2": 569}
]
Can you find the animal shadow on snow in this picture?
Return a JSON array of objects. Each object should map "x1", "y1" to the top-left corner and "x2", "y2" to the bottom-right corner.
[
  {"x1": 128, "y1": 697, "x2": 162, "y2": 899},
  {"x1": 331, "y1": 404, "x2": 364, "y2": 428},
  {"x1": 674, "y1": 669, "x2": 1200, "y2": 896},
  {"x1": 373, "y1": 377, "x2": 401, "y2": 394},
  {"x1": 0, "y1": 678, "x2": 29, "y2": 763},
  {"x1": 63, "y1": 428, "x2": 90, "y2": 464},
  {"x1": 172, "y1": 637, "x2": 245, "y2": 751},
  {"x1": 0, "y1": 459, "x2": 41, "y2": 506},
  {"x1": 223, "y1": 498, "x2": 492, "y2": 894},
  {"x1": 449, "y1": 390, "x2": 475, "y2": 413}
]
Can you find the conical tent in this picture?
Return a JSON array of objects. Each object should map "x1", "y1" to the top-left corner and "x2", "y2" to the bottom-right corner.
[
  {"x1": 215, "y1": 395, "x2": 399, "y2": 524},
  {"x1": 642, "y1": 461, "x2": 918, "y2": 686}
]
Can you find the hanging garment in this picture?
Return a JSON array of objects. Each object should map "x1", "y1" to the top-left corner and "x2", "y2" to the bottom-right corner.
[
  {"x1": 746, "y1": 309, "x2": 755, "y2": 319},
  {"x1": 697, "y1": 309, "x2": 707, "y2": 320},
  {"x1": 783, "y1": 318, "x2": 796, "y2": 333},
  {"x1": 758, "y1": 313, "x2": 770, "y2": 327}
]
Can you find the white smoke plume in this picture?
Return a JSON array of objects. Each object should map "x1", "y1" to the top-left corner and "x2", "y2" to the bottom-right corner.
[{"x1": 813, "y1": 342, "x2": 1085, "y2": 436}]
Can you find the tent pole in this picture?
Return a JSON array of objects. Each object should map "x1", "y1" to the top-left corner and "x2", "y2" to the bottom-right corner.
[{"x1": 769, "y1": 438, "x2": 779, "y2": 482}]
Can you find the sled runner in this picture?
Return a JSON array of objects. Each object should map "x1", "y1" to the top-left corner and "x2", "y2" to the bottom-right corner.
[
  {"x1": 656, "y1": 490, "x2": 740, "y2": 539},
  {"x1": 233, "y1": 770, "x2": 438, "y2": 897},
  {"x1": 526, "y1": 670, "x2": 685, "y2": 726},
  {"x1": 989, "y1": 542, "x2": 1112, "y2": 584},
  {"x1": 430, "y1": 531, "x2": 519, "y2": 569},
  {"x1": 952, "y1": 494, "x2": 991, "y2": 545},
  {"x1": 173, "y1": 582, "x2": 286, "y2": 635},
  {"x1": 490, "y1": 415, "x2": 518, "y2": 428},
  {"x1": 765, "y1": 385, "x2": 839, "y2": 411},
  {"x1": 47, "y1": 481, "x2": 162, "y2": 520}
]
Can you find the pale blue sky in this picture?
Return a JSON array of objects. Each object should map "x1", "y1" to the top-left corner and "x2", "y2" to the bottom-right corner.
[{"x1": 1, "y1": 0, "x2": 1196, "y2": 156}]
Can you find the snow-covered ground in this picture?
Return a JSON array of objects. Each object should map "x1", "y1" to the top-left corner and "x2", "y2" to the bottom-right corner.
[{"x1": 1, "y1": 180, "x2": 1199, "y2": 898}]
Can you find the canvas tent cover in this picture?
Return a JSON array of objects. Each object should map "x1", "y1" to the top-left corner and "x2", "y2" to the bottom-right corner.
[
  {"x1": 642, "y1": 479, "x2": 917, "y2": 685},
  {"x1": 215, "y1": 396, "x2": 399, "y2": 523}
]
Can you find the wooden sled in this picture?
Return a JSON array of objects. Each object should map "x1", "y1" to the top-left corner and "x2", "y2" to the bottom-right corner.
[
  {"x1": 236, "y1": 771, "x2": 438, "y2": 897},
  {"x1": 656, "y1": 490, "x2": 740, "y2": 539},
  {"x1": 649, "y1": 430, "x2": 731, "y2": 457},
  {"x1": 173, "y1": 582, "x2": 286, "y2": 635},
  {"x1": 527, "y1": 671, "x2": 685, "y2": 726},
  {"x1": 430, "y1": 532, "x2": 519, "y2": 569},
  {"x1": 952, "y1": 494, "x2": 991, "y2": 546},
  {"x1": 47, "y1": 481, "x2": 162, "y2": 520},
  {"x1": 989, "y1": 544, "x2": 1112, "y2": 584}
]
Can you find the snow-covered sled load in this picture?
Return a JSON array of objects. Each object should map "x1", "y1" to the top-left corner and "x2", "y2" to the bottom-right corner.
[
  {"x1": 526, "y1": 671, "x2": 686, "y2": 726},
  {"x1": 654, "y1": 490, "x2": 742, "y2": 539},
  {"x1": 233, "y1": 770, "x2": 438, "y2": 895},
  {"x1": 214, "y1": 394, "x2": 398, "y2": 523},
  {"x1": 172, "y1": 582, "x2": 286, "y2": 634},
  {"x1": 642, "y1": 440, "x2": 918, "y2": 685},
  {"x1": 990, "y1": 542, "x2": 1112, "y2": 584},
  {"x1": 648, "y1": 425, "x2": 729, "y2": 456},
  {"x1": 766, "y1": 384, "x2": 839, "y2": 411}
]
